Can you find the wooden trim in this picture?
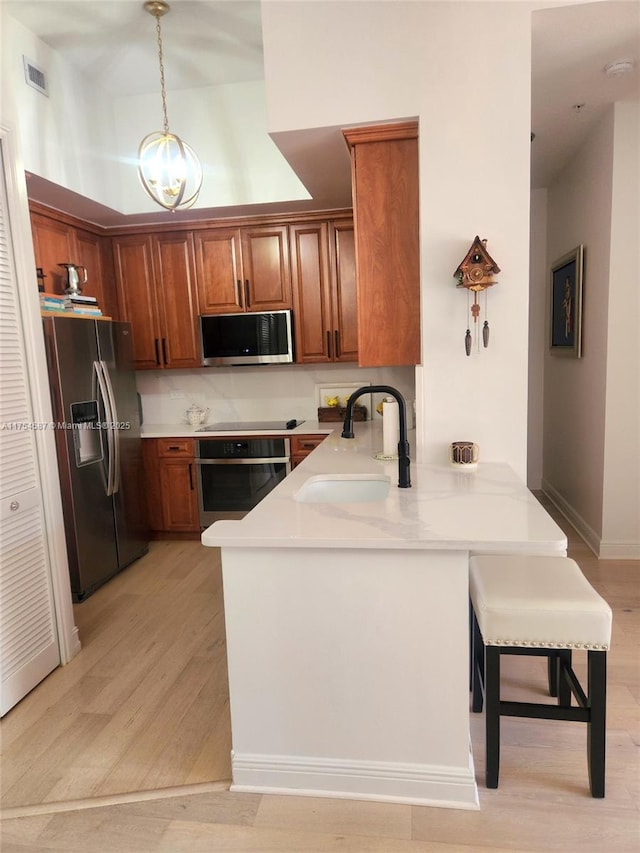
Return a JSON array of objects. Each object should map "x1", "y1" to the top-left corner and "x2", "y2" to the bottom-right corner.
[
  {"x1": 40, "y1": 310, "x2": 112, "y2": 321},
  {"x1": 28, "y1": 200, "x2": 106, "y2": 236},
  {"x1": 343, "y1": 120, "x2": 419, "y2": 149},
  {"x1": 28, "y1": 198, "x2": 354, "y2": 238}
]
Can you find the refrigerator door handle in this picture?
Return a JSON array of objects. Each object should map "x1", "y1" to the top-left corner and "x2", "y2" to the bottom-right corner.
[
  {"x1": 93, "y1": 360, "x2": 116, "y2": 496},
  {"x1": 100, "y1": 360, "x2": 121, "y2": 495}
]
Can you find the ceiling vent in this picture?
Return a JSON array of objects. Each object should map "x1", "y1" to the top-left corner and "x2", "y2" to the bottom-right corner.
[{"x1": 23, "y1": 57, "x2": 48, "y2": 96}]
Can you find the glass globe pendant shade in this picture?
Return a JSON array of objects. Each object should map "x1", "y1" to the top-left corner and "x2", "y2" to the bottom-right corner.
[{"x1": 138, "y1": 130, "x2": 203, "y2": 211}]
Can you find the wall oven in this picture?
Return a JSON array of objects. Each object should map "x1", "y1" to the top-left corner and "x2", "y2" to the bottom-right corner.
[{"x1": 195, "y1": 437, "x2": 291, "y2": 526}]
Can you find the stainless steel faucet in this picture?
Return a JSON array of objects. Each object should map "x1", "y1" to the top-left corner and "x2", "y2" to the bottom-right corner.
[{"x1": 341, "y1": 385, "x2": 411, "y2": 488}]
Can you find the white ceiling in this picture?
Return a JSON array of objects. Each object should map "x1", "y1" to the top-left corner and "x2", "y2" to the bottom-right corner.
[{"x1": 6, "y1": 0, "x2": 640, "y2": 221}]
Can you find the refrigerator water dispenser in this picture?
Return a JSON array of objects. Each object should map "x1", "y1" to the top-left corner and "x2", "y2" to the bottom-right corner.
[{"x1": 70, "y1": 400, "x2": 103, "y2": 467}]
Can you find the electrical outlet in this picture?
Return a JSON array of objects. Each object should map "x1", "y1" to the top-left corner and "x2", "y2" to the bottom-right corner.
[{"x1": 170, "y1": 390, "x2": 185, "y2": 399}]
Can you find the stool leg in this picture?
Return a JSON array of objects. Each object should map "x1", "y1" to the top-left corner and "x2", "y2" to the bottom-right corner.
[
  {"x1": 547, "y1": 651, "x2": 559, "y2": 697},
  {"x1": 587, "y1": 650, "x2": 607, "y2": 798},
  {"x1": 471, "y1": 609, "x2": 484, "y2": 713},
  {"x1": 547, "y1": 650, "x2": 572, "y2": 704},
  {"x1": 557, "y1": 650, "x2": 572, "y2": 707},
  {"x1": 485, "y1": 645, "x2": 501, "y2": 788}
]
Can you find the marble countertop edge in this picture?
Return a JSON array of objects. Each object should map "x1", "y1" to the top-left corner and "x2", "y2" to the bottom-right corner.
[{"x1": 199, "y1": 422, "x2": 568, "y2": 554}]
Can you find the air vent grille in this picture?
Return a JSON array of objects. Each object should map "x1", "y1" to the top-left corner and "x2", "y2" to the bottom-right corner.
[{"x1": 23, "y1": 57, "x2": 48, "y2": 96}]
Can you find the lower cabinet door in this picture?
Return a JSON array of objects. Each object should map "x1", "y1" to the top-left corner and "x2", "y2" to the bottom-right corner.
[{"x1": 159, "y1": 459, "x2": 200, "y2": 532}]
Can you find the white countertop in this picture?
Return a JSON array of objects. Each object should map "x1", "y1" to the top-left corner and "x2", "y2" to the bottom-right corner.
[
  {"x1": 140, "y1": 421, "x2": 333, "y2": 438},
  {"x1": 201, "y1": 421, "x2": 567, "y2": 554}
]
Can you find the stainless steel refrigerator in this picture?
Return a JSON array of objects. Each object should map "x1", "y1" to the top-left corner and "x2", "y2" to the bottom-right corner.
[{"x1": 43, "y1": 316, "x2": 148, "y2": 601}]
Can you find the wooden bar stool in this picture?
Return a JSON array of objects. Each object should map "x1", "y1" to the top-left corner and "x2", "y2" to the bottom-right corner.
[{"x1": 469, "y1": 555, "x2": 612, "y2": 797}]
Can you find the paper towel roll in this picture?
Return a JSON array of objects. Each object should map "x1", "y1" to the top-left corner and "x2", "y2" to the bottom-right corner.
[{"x1": 382, "y1": 398, "x2": 399, "y2": 458}]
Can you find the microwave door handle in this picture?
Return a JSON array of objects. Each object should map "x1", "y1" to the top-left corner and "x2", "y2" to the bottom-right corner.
[
  {"x1": 93, "y1": 360, "x2": 115, "y2": 496},
  {"x1": 100, "y1": 360, "x2": 121, "y2": 495},
  {"x1": 194, "y1": 457, "x2": 290, "y2": 465}
]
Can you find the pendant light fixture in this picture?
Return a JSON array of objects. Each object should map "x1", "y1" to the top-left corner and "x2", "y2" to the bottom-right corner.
[{"x1": 138, "y1": 1, "x2": 203, "y2": 211}]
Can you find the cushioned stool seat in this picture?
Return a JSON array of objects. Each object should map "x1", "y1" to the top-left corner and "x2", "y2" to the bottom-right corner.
[{"x1": 469, "y1": 555, "x2": 612, "y2": 797}]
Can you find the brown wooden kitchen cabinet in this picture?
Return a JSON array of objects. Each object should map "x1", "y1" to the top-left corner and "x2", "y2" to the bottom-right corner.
[
  {"x1": 290, "y1": 218, "x2": 357, "y2": 363},
  {"x1": 30, "y1": 207, "x2": 118, "y2": 317},
  {"x1": 75, "y1": 228, "x2": 118, "y2": 319},
  {"x1": 112, "y1": 232, "x2": 200, "y2": 370},
  {"x1": 142, "y1": 438, "x2": 200, "y2": 537},
  {"x1": 194, "y1": 224, "x2": 291, "y2": 314},
  {"x1": 30, "y1": 212, "x2": 75, "y2": 295},
  {"x1": 290, "y1": 434, "x2": 327, "y2": 468},
  {"x1": 343, "y1": 122, "x2": 420, "y2": 367}
]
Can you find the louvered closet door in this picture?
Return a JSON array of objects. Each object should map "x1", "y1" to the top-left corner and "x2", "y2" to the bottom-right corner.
[{"x1": 0, "y1": 143, "x2": 59, "y2": 716}]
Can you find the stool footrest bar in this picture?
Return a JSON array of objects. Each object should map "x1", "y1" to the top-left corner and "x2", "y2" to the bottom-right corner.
[{"x1": 500, "y1": 700, "x2": 590, "y2": 722}]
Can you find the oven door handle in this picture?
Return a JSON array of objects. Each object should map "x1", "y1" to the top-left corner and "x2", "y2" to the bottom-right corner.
[{"x1": 194, "y1": 457, "x2": 291, "y2": 465}]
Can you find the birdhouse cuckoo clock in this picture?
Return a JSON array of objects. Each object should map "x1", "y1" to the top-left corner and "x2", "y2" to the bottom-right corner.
[{"x1": 454, "y1": 236, "x2": 501, "y2": 356}]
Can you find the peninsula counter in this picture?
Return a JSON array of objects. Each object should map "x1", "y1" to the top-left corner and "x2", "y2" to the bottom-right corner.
[{"x1": 202, "y1": 423, "x2": 566, "y2": 809}]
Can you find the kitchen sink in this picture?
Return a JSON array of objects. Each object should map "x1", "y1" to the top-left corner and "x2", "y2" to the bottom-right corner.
[{"x1": 294, "y1": 473, "x2": 391, "y2": 504}]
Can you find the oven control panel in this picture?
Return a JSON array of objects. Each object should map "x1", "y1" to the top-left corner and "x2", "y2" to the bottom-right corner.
[{"x1": 196, "y1": 438, "x2": 290, "y2": 460}]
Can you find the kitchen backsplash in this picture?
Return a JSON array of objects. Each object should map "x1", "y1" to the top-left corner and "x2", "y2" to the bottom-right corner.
[{"x1": 136, "y1": 364, "x2": 416, "y2": 427}]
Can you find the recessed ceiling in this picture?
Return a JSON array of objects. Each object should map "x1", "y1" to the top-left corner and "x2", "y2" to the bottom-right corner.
[
  {"x1": 531, "y1": 1, "x2": 639, "y2": 188},
  {"x1": 6, "y1": 0, "x2": 640, "y2": 221},
  {"x1": 6, "y1": 0, "x2": 265, "y2": 95}
]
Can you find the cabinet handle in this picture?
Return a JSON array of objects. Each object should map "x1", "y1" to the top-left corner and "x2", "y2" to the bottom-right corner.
[
  {"x1": 334, "y1": 330, "x2": 340, "y2": 358},
  {"x1": 154, "y1": 338, "x2": 160, "y2": 366},
  {"x1": 326, "y1": 330, "x2": 332, "y2": 358},
  {"x1": 236, "y1": 279, "x2": 242, "y2": 307},
  {"x1": 161, "y1": 338, "x2": 168, "y2": 365},
  {"x1": 244, "y1": 280, "x2": 250, "y2": 308},
  {"x1": 167, "y1": 445, "x2": 181, "y2": 451},
  {"x1": 188, "y1": 462, "x2": 194, "y2": 490}
]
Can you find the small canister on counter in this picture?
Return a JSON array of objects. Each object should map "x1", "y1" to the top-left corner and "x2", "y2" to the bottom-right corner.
[{"x1": 449, "y1": 441, "x2": 479, "y2": 469}]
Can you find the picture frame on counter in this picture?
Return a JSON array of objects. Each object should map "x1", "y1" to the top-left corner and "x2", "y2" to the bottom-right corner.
[{"x1": 550, "y1": 244, "x2": 584, "y2": 358}]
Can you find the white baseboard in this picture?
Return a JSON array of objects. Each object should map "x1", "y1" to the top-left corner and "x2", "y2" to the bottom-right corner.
[
  {"x1": 541, "y1": 480, "x2": 640, "y2": 560},
  {"x1": 230, "y1": 751, "x2": 480, "y2": 810},
  {"x1": 598, "y1": 541, "x2": 640, "y2": 560}
]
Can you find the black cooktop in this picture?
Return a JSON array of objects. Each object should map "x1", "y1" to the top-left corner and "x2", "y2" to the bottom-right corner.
[{"x1": 198, "y1": 419, "x2": 305, "y2": 432}]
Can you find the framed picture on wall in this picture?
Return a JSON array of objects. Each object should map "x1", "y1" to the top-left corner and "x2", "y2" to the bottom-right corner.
[{"x1": 550, "y1": 244, "x2": 584, "y2": 358}]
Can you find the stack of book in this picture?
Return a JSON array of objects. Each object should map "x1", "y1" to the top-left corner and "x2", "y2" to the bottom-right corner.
[
  {"x1": 69, "y1": 293, "x2": 102, "y2": 316},
  {"x1": 40, "y1": 292, "x2": 71, "y2": 312}
]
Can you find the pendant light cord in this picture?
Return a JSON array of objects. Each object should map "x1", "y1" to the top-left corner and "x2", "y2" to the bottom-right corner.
[{"x1": 154, "y1": 11, "x2": 170, "y2": 134}]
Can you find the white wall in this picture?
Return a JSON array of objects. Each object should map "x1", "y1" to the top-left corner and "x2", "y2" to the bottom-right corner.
[
  {"x1": 601, "y1": 101, "x2": 640, "y2": 556},
  {"x1": 113, "y1": 80, "x2": 310, "y2": 213},
  {"x1": 543, "y1": 103, "x2": 640, "y2": 557},
  {"x1": 544, "y1": 109, "x2": 613, "y2": 545},
  {"x1": 528, "y1": 188, "x2": 547, "y2": 489},
  {"x1": 3, "y1": 16, "x2": 119, "y2": 209},
  {"x1": 262, "y1": 1, "x2": 532, "y2": 478}
]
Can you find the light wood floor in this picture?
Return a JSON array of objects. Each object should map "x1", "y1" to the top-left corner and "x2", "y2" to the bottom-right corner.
[{"x1": 1, "y1": 500, "x2": 638, "y2": 851}]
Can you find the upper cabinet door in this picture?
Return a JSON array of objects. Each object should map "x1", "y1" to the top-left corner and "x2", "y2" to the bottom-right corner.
[
  {"x1": 193, "y1": 228, "x2": 243, "y2": 314},
  {"x1": 329, "y1": 220, "x2": 358, "y2": 363},
  {"x1": 153, "y1": 232, "x2": 200, "y2": 369},
  {"x1": 290, "y1": 221, "x2": 332, "y2": 363},
  {"x1": 344, "y1": 122, "x2": 420, "y2": 367},
  {"x1": 240, "y1": 225, "x2": 291, "y2": 312},
  {"x1": 290, "y1": 219, "x2": 358, "y2": 364},
  {"x1": 75, "y1": 228, "x2": 119, "y2": 320},
  {"x1": 30, "y1": 212, "x2": 77, "y2": 295},
  {"x1": 112, "y1": 234, "x2": 160, "y2": 369}
]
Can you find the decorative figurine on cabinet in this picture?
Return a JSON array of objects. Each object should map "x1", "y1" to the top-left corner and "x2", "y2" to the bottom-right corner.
[{"x1": 454, "y1": 236, "x2": 501, "y2": 356}]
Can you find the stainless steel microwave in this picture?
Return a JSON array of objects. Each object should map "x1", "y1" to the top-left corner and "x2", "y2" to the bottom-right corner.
[{"x1": 200, "y1": 310, "x2": 294, "y2": 367}]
